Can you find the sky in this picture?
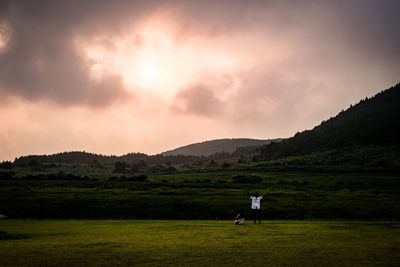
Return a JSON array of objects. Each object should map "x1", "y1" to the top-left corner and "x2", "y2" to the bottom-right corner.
[{"x1": 0, "y1": 0, "x2": 399, "y2": 161}]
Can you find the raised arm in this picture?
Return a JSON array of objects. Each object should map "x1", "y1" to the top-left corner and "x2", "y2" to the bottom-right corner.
[{"x1": 247, "y1": 192, "x2": 251, "y2": 198}]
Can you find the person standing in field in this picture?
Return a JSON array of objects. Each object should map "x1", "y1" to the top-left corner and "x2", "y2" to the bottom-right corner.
[{"x1": 248, "y1": 191, "x2": 267, "y2": 224}]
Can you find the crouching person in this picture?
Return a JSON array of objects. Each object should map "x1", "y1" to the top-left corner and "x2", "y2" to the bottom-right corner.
[{"x1": 234, "y1": 210, "x2": 245, "y2": 225}]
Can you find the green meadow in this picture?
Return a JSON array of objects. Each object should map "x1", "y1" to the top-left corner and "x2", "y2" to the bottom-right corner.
[
  {"x1": 0, "y1": 220, "x2": 399, "y2": 266},
  {"x1": 1, "y1": 170, "x2": 399, "y2": 266},
  {"x1": 1, "y1": 171, "x2": 399, "y2": 219}
]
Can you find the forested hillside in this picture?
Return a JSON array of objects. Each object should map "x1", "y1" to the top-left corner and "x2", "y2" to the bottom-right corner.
[{"x1": 260, "y1": 83, "x2": 400, "y2": 159}]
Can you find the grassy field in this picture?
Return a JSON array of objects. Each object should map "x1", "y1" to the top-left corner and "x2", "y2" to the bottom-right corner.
[
  {"x1": 1, "y1": 171, "x2": 399, "y2": 219},
  {"x1": 0, "y1": 220, "x2": 399, "y2": 266}
]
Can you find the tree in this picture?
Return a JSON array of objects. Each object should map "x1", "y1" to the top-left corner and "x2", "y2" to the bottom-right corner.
[
  {"x1": 222, "y1": 162, "x2": 231, "y2": 168},
  {"x1": 0, "y1": 161, "x2": 12, "y2": 169},
  {"x1": 113, "y1": 161, "x2": 129, "y2": 173}
]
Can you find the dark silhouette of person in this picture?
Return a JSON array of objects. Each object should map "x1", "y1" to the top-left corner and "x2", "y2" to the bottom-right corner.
[{"x1": 248, "y1": 191, "x2": 267, "y2": 224}]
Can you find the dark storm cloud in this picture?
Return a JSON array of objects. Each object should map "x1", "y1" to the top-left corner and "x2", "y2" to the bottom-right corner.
[
  {"x1": 0, "y1": 0, "x2": 399, "y2": 106},
  {"x1": 171, "y1": 0, "x2": 400, "y2": 123},
  {"x1": 334, "y1": 0, "x2": 400, "y2": 57},
  {"x1": 0, "y1": 0, "x2": 155, "y2": 105}
]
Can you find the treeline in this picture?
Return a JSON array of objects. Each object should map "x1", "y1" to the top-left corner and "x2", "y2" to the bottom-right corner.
[
  {"x1": 12, "y1": 151, "x2": 206, "y2": 166},
  {"x1": 260, "y1": 83, "x2": 400, "y2": 160},
  {"x1": 255, "y1": 145, "x2": 400, "y2": 172},
  {"x1": 10, "y1": 146, "x2": 264, "y2": 167},
  {"x1": 0, "y1": 169, "x2": 149, "y2": 182}
]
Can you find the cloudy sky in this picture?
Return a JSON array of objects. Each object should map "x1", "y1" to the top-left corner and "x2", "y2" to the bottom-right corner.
[{"x1": 0, "y1": 0, "x2": 399, "y2": 160}]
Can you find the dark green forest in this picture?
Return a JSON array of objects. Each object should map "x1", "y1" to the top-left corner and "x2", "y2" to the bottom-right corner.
[{"x1": 260, "y1": 83, "x2": 400, "y2": 160}]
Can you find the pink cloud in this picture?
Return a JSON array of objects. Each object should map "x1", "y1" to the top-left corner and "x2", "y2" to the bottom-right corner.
[{"x1": 0, "y1": 0, "x2": 399, "y2": 160}]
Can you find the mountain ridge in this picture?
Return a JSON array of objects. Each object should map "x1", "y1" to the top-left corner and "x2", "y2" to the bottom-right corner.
[{"x1": 162, "y1": 138, "x2": 280, "y2": 156}]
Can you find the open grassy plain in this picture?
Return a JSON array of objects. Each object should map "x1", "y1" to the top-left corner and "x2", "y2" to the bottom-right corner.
[
  {"x1": 1, "y1": 171, "x2": 399, "y2": 219},
  {"x1": 0, "y1": 220, "x2": 399, "y2": 266}
]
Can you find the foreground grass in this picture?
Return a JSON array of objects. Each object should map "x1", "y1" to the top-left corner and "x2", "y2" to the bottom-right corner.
[{"x1": 0, "y1": 220, "x2": 399, "y2": 266}]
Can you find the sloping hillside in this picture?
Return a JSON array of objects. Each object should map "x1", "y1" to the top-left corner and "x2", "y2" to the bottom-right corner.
[
  {"x1": 260, "y1": 83, "x2": 400, "y2": 159},
  {"x1": 163, "y1": 138, "x2": 278, "y2": 156}
]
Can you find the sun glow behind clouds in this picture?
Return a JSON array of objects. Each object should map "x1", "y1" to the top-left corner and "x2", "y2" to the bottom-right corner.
[
  {"x1": 142, "y1": 64, "x2": 158, "y2": 82},
  {"x1": 77, "y1": 15, "x2": 237, "y2": 97}
]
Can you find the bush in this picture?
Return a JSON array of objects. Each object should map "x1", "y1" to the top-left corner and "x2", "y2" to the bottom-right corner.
[
  {"x1": 221, "y1": 162, "x2": 231, "y2": 168},
  {"x1": 113, "y1": 161, "x2": 129, "y2": 173},
  {"x1": 232, "y1": 175, "x2": 262, "y2": 184},
  {"x1": 109, "y1": 175, "x2": 148, "y2": 182},
  {"x1": 0, "y1": 170, "x2": 15, "y2": 179}
]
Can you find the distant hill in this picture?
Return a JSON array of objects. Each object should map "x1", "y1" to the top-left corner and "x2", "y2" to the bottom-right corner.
[
  {"x1": 260, "y1": 83, "x2": 400, "y2": 159},
  {"x1": 12, "y1": 138, "x2": 280, "y2": 165},
  {"x1": 163, "y1": 138, "x2": 280, "y2": 156}
]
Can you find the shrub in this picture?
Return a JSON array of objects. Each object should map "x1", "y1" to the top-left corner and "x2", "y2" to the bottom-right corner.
[
  {"x1": 109, "y1": 175, "x2": 148, "y2": 182},
  {"x1": 232, "y1": 175, "x2": 262, "y2": 184}
]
